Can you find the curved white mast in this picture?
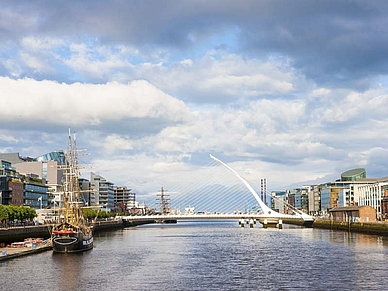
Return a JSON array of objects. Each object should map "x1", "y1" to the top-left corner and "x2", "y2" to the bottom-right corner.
[
  {"x1": 210, "y1": 154, "x2": 314, "y2": 221},
  {"x1": 209, "y1": 154, "x2": 274, "y2": 215}
]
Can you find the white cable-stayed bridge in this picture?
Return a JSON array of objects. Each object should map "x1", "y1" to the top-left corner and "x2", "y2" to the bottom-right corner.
[{"x1": 122, "y1": 155, "x2": 314, "y2": 228}]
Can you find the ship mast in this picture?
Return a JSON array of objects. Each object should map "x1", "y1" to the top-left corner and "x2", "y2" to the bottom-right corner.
[
  {"x1": 63, "y1": 128, "x2": 83, "y2": 225},
  {"x1": 156, "y1": 187, "x2": 170, "y2": 215}
]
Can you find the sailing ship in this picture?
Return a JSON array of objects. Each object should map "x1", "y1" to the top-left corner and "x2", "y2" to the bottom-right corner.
[{"x1": 51, "y1": 130, "x2": 93, "y2": 253}]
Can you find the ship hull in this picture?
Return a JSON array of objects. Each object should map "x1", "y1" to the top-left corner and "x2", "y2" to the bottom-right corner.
[{"x1": 52, "y1": 232, "x2": 93, "y2": 253}]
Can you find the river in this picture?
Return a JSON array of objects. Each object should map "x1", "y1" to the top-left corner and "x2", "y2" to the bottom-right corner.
[{"x1": 1, "y1": 220, "x2": 388, "y2": 291}]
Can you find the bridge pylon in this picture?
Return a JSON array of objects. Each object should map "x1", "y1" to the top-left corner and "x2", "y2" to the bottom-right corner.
[{"x1": 209, "y1": 154, "x2": 314, "y2": 224}]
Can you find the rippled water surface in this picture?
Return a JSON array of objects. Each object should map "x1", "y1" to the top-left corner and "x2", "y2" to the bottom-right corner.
[{"x1": 2, "y1": 221, "x2": 388, "y2": 290}]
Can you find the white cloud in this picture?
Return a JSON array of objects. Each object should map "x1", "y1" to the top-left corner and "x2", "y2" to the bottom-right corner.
[
  {"x1": 0, "y1": 77, "x2": 191, "y2": 127},
  {"x1": 141, "y1": 54, "x2": 300, "y2": 102}
]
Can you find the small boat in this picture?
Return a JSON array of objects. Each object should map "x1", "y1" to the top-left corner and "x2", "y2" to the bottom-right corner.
[{"x1": 51, "y1": 130, "x2": 94, "y2": 253}]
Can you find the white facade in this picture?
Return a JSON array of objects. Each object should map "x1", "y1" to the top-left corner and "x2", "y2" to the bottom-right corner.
[
  {"x1": 355, "y1": 180, "x2": 388, "y2": 215},
  {"x1": 308, "y1": 185, "x2": 320, "y2": 215}
]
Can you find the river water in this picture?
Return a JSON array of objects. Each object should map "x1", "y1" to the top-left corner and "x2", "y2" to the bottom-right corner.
[{"x1": 1, "y1": 220, "x2": 388, "y2": 291}]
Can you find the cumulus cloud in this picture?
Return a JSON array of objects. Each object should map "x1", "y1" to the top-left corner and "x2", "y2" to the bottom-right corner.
[{"x1": 0, "y1": 77, "x2": 191, "y2": 129}]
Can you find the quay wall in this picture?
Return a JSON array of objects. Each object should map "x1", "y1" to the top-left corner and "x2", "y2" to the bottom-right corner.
[
  {"x1": 0, "y1": 219, "x2": 154, "y2": 244},
  {"x1": 0, "y1": 226, "x2": 50, "y2": 245},
  {"x1": 312, "y1": 219, "x2": 388, "y2": 236}
]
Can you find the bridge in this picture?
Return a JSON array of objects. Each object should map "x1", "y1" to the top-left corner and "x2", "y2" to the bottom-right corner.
[{"x1": 122, "y1": 154, "x2": 314, "y2": 228}]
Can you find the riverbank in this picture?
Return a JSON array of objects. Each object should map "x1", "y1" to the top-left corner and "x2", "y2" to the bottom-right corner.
[
  {"x1": 0, "y1": 219, "x2": 154, "y2": 245},
  {"x1": 312, "y1": 218, "x2": 388, "y2": 236},
  {"x1": 0, "y1": 239, "x2": 52, "y2": 262}
]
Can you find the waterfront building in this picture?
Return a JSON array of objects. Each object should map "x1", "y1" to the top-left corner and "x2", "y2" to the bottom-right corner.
[
  {"x1": 0, "y1": 160, "x2": 23, "y2": 205},
  {"x1": 270, "y1": 191, "x2": 287, "y2": 213},
  {"x1": 1, "y1": 159, "x2": 49, "y2": 209},
  {"x1": 380, "y1": 189, "x2": 388, "y2": 220},
  {"x1": 79, "y1": 178, "x2": 92, "y2": 206},
  {"x1": 90, "y1": 172, "x2": 114, "y2": 211},
  {"x1": 319, "y1": 169, "x2": 377, "y2": 214},
  {"x1": 14, "y1": 159, "x2": 63, "y2": 208},
  {"x1": 23, "y1": 173, "x2": 49, "y2": 209},
  {"x1": 12, "y1": 151, "x2": 65, "y2": 208},
  {"x1": 355, "y1": 177, "x2": 388, "y2": 217},
  {"x1": 0, "y1": 153, "x2": 34, "y2": 164},
  {"x1": 114, "y1": 186, "x2": 136, "y2": 213},
  {"x1": 287, "y1": 190, "x2": 296, "y2": 210},
  {"x1": 330, "y1": 205, "x2": 376, "y2": 223},
  {"x1": 283, "y1": 187, "x2": 309, "y2": 214},
  {"x1": 341, "y1": 168, "x2": 366, "y2": 181},
  {"x1": 308, "y1": 185, "x2": 321, "y2": 215},
  {"x1": 9, "y1": 180, "x2": 24, "y2": 206},
  {"x1": 13, "y1": 160, "x2": 63, "y2": 184}
]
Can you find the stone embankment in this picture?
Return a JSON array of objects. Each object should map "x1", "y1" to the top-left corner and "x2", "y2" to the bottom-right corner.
[
  {"x1": 0, "y1": 239, "x2": 52, "y2": 262},
  {"x1": 0, "y1": 218, "x2": 153, "y2": 245},
  {"x1": 312, "y1": 218, "x2": 388, "y2": 236}
]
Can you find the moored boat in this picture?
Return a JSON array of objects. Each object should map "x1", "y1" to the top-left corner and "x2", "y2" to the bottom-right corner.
[
  {"x1": 52, "y1": 222, "x2": 93, "y2": 253},
  {"x1": 51, "y1": 130, "x2": 94, "y2": 253}
]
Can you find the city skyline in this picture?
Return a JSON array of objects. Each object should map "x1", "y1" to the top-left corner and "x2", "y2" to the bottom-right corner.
[{"x1": 1, "y1": 1, "x2": 388, "y2": 198}]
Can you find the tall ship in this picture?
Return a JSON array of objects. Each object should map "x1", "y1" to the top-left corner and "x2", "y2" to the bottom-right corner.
[{"x1": 51, "y1": 130, "x2": 93, "y2": 253}]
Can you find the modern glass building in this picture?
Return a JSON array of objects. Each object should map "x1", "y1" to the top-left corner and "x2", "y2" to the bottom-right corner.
[
  {"x1": 341, "y1": 168, "x2": 366, "y2": 181},
  {"x1": 90, "y1": 172, "x2": 115, "y2": 211}
]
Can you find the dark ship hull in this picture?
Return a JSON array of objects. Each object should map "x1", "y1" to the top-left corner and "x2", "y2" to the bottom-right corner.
[{"x1": 52, "y1": 223, "x2": 93, "y2": 253}]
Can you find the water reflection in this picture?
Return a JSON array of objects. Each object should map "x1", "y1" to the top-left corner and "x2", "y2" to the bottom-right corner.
[{"x1": 51, "y1": 252, "x2": 87, "y2": 290}]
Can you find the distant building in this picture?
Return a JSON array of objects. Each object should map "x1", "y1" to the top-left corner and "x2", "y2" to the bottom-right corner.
[
  {"x1": 23, "y1": 174, "x2": 49, "y2": 209},
  {"x1": 355, "y1": 177, "x2": 388, "y2": 217},
  {"x1": 10, "y1": 151, "x2": 66, "y2": 208},
  {"x1": 330, "y1": 205, "x2": 376, "y2": 223},
  {"x1": 308, "y1": 185, "x2": 321, "y2": 215},
  {"x1": 341, "y1": 168, "x2": 366, "y2": 181},
  {"x1": 113, "y1": 186, "x2": 136, "y2": 213},
  {"x1": 380, "y1": 189, "x2": 388, "y2": 220},
  {"x1": 271, "y1": 191, "x2": 287, "y2": 214},
  {"x1": 90, "y1": 172, "x2": 114, "y2": 211},
  {"x1": 13, "y1": 160, "x2": 63, "y2": 185},
  {"x1": 0, "y1": 160, "x2": 23, "y2": 205},
  {"x1": 0, "y1": 153, "x2": 34, "y2": 164},
  {"x1": 79, "y1": 178, "x2": 92, "y2": 206},
  {"x1": 9, "y1": 180, "x2": 24, "y2": 206}
]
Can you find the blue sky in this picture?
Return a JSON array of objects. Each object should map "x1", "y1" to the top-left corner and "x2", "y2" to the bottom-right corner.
[{"x1": 1, "y1": 0, "x2": 388, "y2": 199}]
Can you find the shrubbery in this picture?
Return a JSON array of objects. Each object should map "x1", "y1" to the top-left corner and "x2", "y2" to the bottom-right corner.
[
  {"x1": 81, "y1": 208, "x2": 117, "y2": 220},
  {"x1": 0, "y1": 205, "x2": 37, "y2": 223}
]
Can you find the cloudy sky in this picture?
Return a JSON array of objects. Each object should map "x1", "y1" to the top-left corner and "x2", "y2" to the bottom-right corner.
[{"x1": 1, "y1": 0, "x2": 388, "y2": 201}]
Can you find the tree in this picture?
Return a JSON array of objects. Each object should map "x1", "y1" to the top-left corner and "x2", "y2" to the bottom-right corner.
[
  {"x1": 0, "y1": 205, "x2": 36, "y2": 224},
  {"x1": 0, "y1": 205, "x2": 8, "y2": 222}
]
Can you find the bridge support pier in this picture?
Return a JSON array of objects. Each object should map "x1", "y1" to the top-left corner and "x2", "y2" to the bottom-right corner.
[{"x1": 259, "y1": 218, "x2": 280, "y2": 228}]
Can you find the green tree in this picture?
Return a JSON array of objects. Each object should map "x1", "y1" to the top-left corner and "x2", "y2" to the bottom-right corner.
[
  {"x1": 82, "y1": 208, "x2": 98, "y2": 220},
  {"x1": 25, "y1": 207, "x2": 37, "y2": 221},
  {"x1": 0, "y1": 205, "x2": 8, "y2": 222},
  {"x1": 7, "y1": 205, "x2": 16, "y2": 222}
]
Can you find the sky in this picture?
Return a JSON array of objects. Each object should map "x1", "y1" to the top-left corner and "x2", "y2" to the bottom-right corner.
[{"x1": 1, "y1": 0, "x2": 388, "y2": 201}]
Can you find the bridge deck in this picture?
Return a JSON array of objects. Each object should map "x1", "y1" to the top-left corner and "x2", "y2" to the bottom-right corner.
[{"x1": 121, "y1": 213, "x2": 313, "y2": 223}]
